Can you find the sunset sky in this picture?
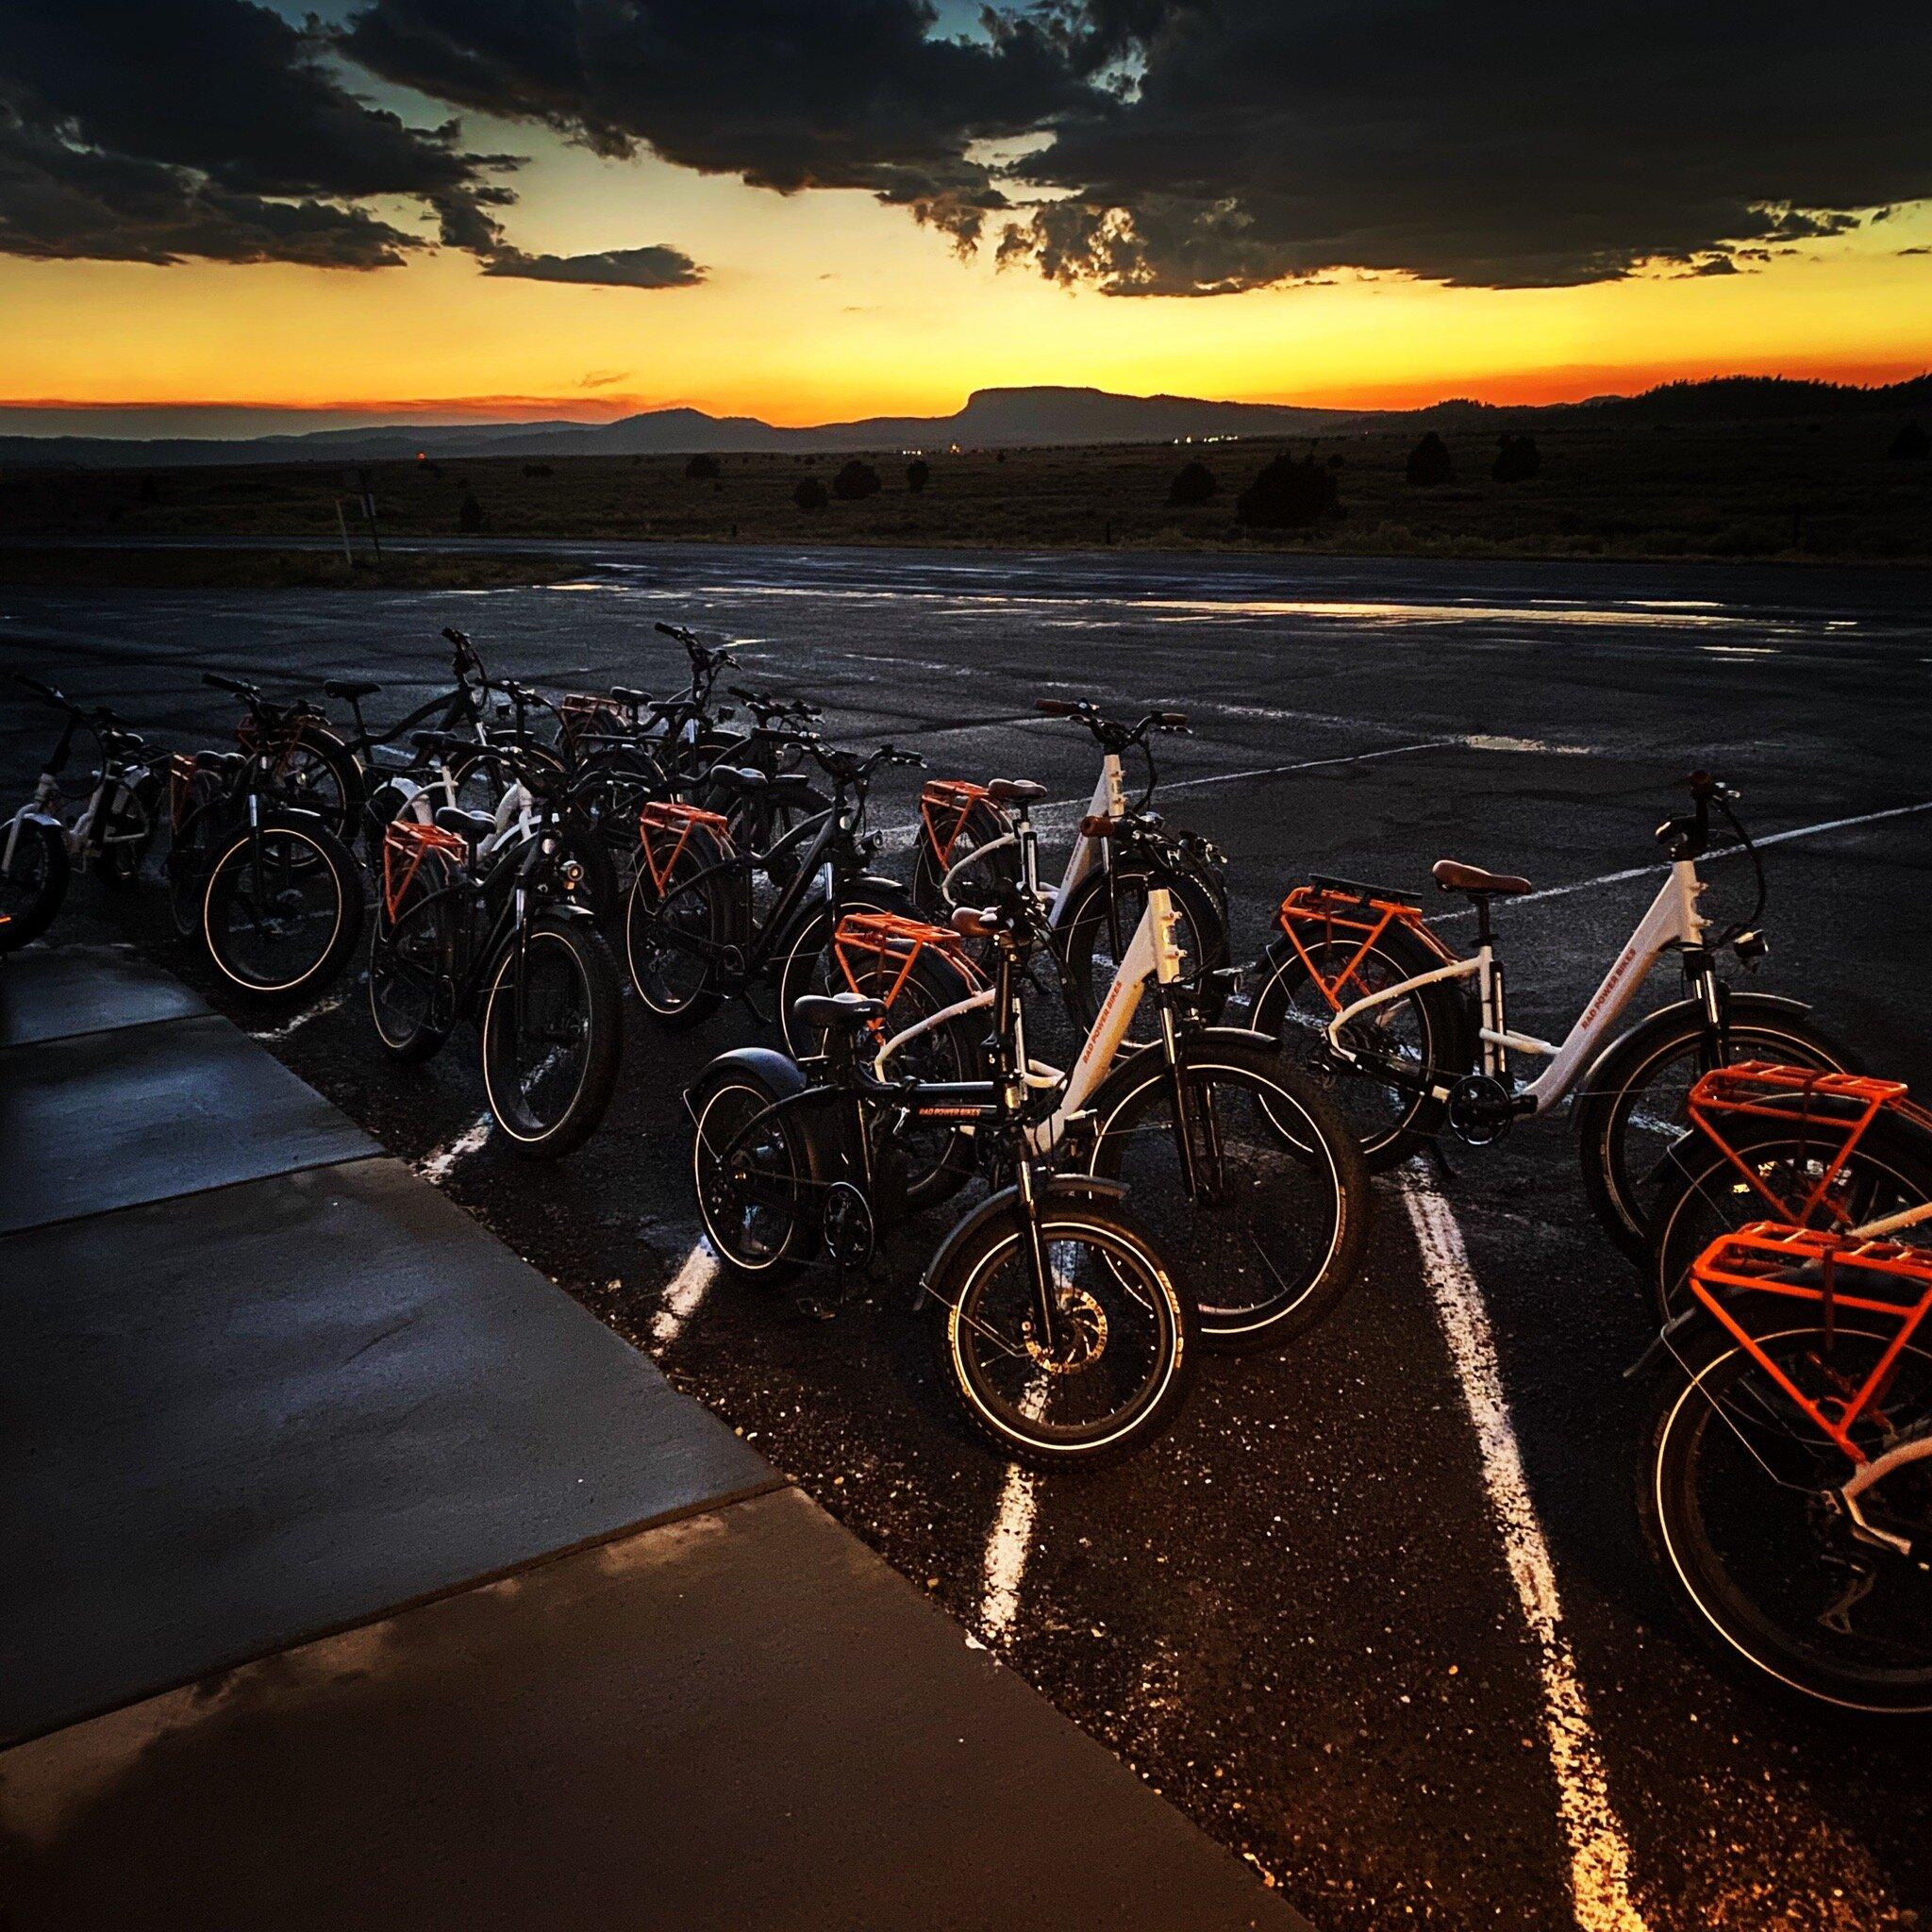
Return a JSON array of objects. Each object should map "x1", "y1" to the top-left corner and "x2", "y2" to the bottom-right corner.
[{"x1": 4, "y1": 1, "x2": 1928, "y2": 433}]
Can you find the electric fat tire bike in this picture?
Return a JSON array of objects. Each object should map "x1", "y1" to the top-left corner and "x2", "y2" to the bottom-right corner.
[
  {"x1": 367, "y1": 736, "x2": 622, "y2": 1156},
  {"x1": 1634, "y1": 1186, "x2": 1932, "y2": 1714},
  {"x1": 759, "y1": 829, "x2": 1367, "y2": 1349},
  {"x1": 2, "y1": 676, "x2": 164, "y2": 949},
  {"x1": 909, "y1": 698, "x2": 1229, "y2": 1034},
  {"x1": 168, "y1": 674, "x2": 364, "y2": 1003},
  {"x1": 624, "y1": 736, "x2": 924, "y2": 1041},
  {"x1": 1258, "y1": 773, "x2": 1852, "y2": 1257},
  {"x1": 687, "y1": 899, "x2": 1199, "y2": 1469}
]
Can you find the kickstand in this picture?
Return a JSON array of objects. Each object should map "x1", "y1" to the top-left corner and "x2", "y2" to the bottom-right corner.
[{"x1": 1423, "y1": 1138, "x2": 1459, "y2": 1185}]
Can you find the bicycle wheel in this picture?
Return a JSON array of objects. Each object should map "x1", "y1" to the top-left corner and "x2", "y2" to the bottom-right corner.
[
  {"x1": 909, "y1": 797, "x2": 1017, "y2": 916},
  {"x1": 1578, "y1": 997, "x2": 1860, "y2": 1260},
  {"x1": 773, "y1": 894, "x2": 908, "y2": 1058},
  {"x1": 1642, "y1": 1323, "x2": 1932, "y2": 1713},
  {"x1": 167, "y1": 787, "x2": 224, "y2": 936},
  {"x1": 201, "y1": 819, "x2": 363, "y2": 1001},
  {"x1": 274, "y1": 724, "x2": 362, "y2": 845},
  {"x1": 848, "y1": 948, "x2": 986, "y2": 1214},
  {"x1": 97, "y1": 773, "x2": 160, "y2": 886},
  {"x1": 368, "y1": 886, "x2": 459, "y2": 1064},
  {"x1": 1086, "y1": 1036, "x2": 1369, "y2": 1349},
  {"x1": 625, "y1": 826, "x2": 741, "y2": 1026},
  {"x1": 0, "y1": 816, "x2": 67, "y2": 952},
  {"x1": 480, "y1": 913, "x2": 622, "y2": 1155},
  {"x1": 1643, "y1": 1107, "x2": 1932, "y2": 1324},
  {"x1": 1058, "y1": 865, "x2": 1228, "y2": 1046},
  {"x1": 690, "y1": 1054, "x2": 820, "y2": 1286},
  {"x1": 936, "y1": 1192, "x2": 1197, "y2": 1468},
  {"x1": 1250, "y1": 917, "x2": 1470, "y2": 1170}
]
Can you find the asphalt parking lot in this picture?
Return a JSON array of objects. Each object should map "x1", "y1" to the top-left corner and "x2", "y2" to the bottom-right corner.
[{"x1": 5, "y1": 541, "x2": 1930, "y2": 1932}]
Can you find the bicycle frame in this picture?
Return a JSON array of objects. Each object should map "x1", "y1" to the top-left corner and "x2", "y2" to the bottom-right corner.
[
  {"x1": 1325, "y1": 855, "x2": 1712, "y2": 1116},
  {"x1": 4, "y1": 709, "x2": 154, "y2": 874},
  {"x1": 875, "y1": 884, "x2": 1189, "y2": 1156}
]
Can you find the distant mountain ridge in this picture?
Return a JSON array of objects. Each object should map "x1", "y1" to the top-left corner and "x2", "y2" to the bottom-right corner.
[{"x1": 1, "y1": 375, "x2": 1924, "y2": 469}]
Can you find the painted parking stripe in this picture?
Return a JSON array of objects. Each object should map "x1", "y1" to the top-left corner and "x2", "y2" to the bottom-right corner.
[
  {"x1": 653, "y1": 1240, "x2": 719, "y2": 1349},
  {"x1": 1399, "y1": 1174, "x2": 1650, "y2": 1932},
  {"x1": 1437, "y1": 798, "x2": 1932, "y2": 919},
  {"x1": 416, "y1": 1109, "x2": 492, "y2": 1184}
]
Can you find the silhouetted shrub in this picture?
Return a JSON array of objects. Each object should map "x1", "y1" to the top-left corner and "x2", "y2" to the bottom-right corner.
[
  {"x1": 794, "y1": 477, "x2": 828, "y2": 510},
  {"x1": 1889, "y1": 420, "x2": 1930, "y2": 461},
  {"x1": 1235, "y1": 452, "x2": 1338, "y2": 529},
  {"x1": 1168, "y1": 460, "x2": 1217, "y2": 507},
  {"x1": 832, "y1": 458, "x2": 881, "y2": 501},
  {"x1": 906, "y1": 458, "x2": 930, "y2": 493},
  {"x1": 686, "y1": 452, "x2": 721, "y2": 480},
  {"x1": 458, "y1": 491, "x2": 485, "y2": 533},
  {"x1": 1492, "y1": 434, "x2": 1541, "y2": 482},
  {"x1": 1406, "y1": 432, "x2": 1455, "y2": 487},
  {"x1": 995, "y1": 450, "x2": 1008, "y2": 463}
]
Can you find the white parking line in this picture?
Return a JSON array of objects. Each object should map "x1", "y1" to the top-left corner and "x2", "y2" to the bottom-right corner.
[
  {"x1": 978, "y1": 1460, "x2": 1039, "y2": 1647},
  {"x1": 247, "y1": 984, "x2": 352, "y2": 1043},
  {"x1": 1399, "y1": 1174, "x2": 1650, "y2": 1932},
  {"x1": 1437, "y1": 798, "x2": 1932, "y2": 919},
  {"x1": 416, "y1": 1109, "x2": 492, "y2": 1184},
  {"x1": 653, "y1": 1240, "x2": 719, "y2": 1349}
]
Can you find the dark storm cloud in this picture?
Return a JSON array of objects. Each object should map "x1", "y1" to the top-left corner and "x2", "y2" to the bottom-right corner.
[
  {"x1": 0, "y1": 98, "x2": 419, "y2": 265},
  {"x1": 998, "y1": 0, "x2": 1932, "y2": 293},
  {"x1": 482, "y1": 242, "x2": 705, "y2": 287},
  {"x1": 339, "y1": 0, "x2": 1108, "y2": 247},
  {"x1": 0, "y1": 0, "x2": 527, "y2": 267}
]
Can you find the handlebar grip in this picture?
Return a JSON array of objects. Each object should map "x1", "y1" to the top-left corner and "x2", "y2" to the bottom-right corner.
[
  {"x1": 441, "y1": 627, "x2": 469, "y2": 647},
  {"x1": 1034, "y1": 698, "x2": 1078, "y2": 716},
  {"x1": 15, "y1": 674, "x2": 59, "y2": 702},
  {"x1": 203, "y1": 672, "x2": 253, "y2": 697}
]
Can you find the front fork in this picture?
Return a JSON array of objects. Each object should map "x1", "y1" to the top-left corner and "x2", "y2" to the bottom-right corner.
[{"x1": 1684, "y1": 945, "x2": 1727, "y2": 1066}]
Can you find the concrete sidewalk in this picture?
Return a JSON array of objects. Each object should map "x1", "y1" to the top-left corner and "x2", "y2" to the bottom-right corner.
[{"x1": 0, "y1": 943, "x2": 1303, "y2": 1930}]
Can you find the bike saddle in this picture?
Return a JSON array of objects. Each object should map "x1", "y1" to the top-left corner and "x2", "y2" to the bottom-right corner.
[
  {"x1": 433, "y1": 805, "x2": 495, "y2": 844},
  {"x1": 325, "y1": 679, "x2": 382, "y2": 701},
  {"x1": 791, "y1": 991, "x2": 887, "y2": 1034},
  {"x1": 767, "y1": 772, "x2": 821, "y2": 804},
  {"x1": 950, "y1": 905, "x2": 999, "y2": 937},
  {"x1": 608, "y1": 686, "x2": 649, "y2": 706},
  {"x1": 706, "y1": 765, "x2": 768, "y2": 795},
  {"x1": 988, "y1": 777, "x2": 1047, "y2": 806},
  {"x1": 1431, "y1": 858, "x2": 1533, "y2": 897}
]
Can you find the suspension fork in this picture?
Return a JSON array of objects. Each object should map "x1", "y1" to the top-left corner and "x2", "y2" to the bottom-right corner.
[
  {"x1": 1683, "y1": 943, "x2": 1727, "y2": 1066},
  {"x1": 1158, "y1": 992, "x2": 1211, "y2": 1200}
]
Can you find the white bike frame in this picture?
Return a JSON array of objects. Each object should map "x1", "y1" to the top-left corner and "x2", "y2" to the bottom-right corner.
[
  {"x1": 1324, "y1": 857, "x2": 1712, "y2": 1117},
  {"x1": 874, "y1": 883, "x2": 1186, "y2": 1154},
  {"x1": 936, "y1": 751, "x2": 1129, "y2": 923},
  {"x1": 3, "y1": 763, "x2": 150, "y2": 871}
]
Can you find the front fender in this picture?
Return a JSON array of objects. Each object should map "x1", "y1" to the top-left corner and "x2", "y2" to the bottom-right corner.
[
  {"x1": 915, "y1": 1174, "x2": 1129, "y2": 1310},
  {"x1": 1573, "y1": 989, "x2": 1823, "y2": 1125}
]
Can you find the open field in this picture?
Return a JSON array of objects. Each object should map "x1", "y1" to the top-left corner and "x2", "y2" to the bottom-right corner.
[
  {"x1": 5, "y1": 413, "x2": 1928, "y2": 564},
  {"x1": 5, "y1": 541, "x2": 1930, "y2": 1930}
]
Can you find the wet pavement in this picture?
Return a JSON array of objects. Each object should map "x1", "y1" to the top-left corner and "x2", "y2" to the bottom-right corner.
[{"x1": 5, "y1": 541, "x2": 1930, "y2": 1931}]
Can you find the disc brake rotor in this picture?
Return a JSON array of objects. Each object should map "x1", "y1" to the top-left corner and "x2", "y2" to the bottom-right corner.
[{"x1": 1024, "y1": 1287, "x2": 1108, "y2": 1374}]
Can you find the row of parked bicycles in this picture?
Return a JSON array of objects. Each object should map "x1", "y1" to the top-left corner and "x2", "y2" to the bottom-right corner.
[{"x1": 4, "y1": 621, "x2": 1927, "y2": 1715}]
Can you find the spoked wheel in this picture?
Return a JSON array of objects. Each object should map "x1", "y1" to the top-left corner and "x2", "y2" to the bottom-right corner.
[
  {"x1": 1643, "y1": 1324, "x2": 1932, "y2": 1714},
  {"x1": 201, "y1": 819, "x2": 362, "y2": 1002},
  {"x1": 0, "y1": 816, "x2": 68, "y2": 952},
  {"x1": 269, "y1": 725, "x2": 362, "y2": 848},
  {"x1": 368, "y1": 888, "x2": 459, "y2": 1063},
  {"x1": 909, "y1": 798, "x2": 1018, "y2": 918},
  {"x1": 1086, "y1": 1040, "x2": 1369, "y2": 1349},
  {"x1": 935, "y1": 1195, "x2": 1196, "y2": 1468},
  {"x1": 1644, "y1": 1108, "x2": 1932, "y2": 1323},
  {"x1": 690, "y1": 1057, "x2": 818, "y2": 1285},
  {"x1": 167, "y1": 790, "x2": 224, "y2": 936},
  {"x1": 625, "y1": 834, "x2": 740, "y2": 1027},
  {"x1": 480, "y1": 914, "x2": 622, "y2": 1156},
  {"x1": 1577, "y1": 999, "x2": 1857, "y2": 1259},
  {"x1": 1057, "y1": 866, "x2": 1227, "y2": 1050},
  {"x1": 1250, "y1": 921, "x2": 1468, "y2": 1170}
]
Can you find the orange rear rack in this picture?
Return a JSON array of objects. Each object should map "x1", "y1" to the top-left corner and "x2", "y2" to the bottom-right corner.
[
  {"x1": 380, "y1": 818, "x2": 469, "y2": 921},
  {"x1": 919, "y1": 779, "x2": 993, "y2": 868},
  {"x1": 1684, "y1": 1062, "x2": 1931, "y2": 1230},
  {"x1": 1274, "y1": 878, "x2": 1457, "y2": 1010},
  {"x1": 637, "y1": 800, "x2": 732, "y2": 892}
]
